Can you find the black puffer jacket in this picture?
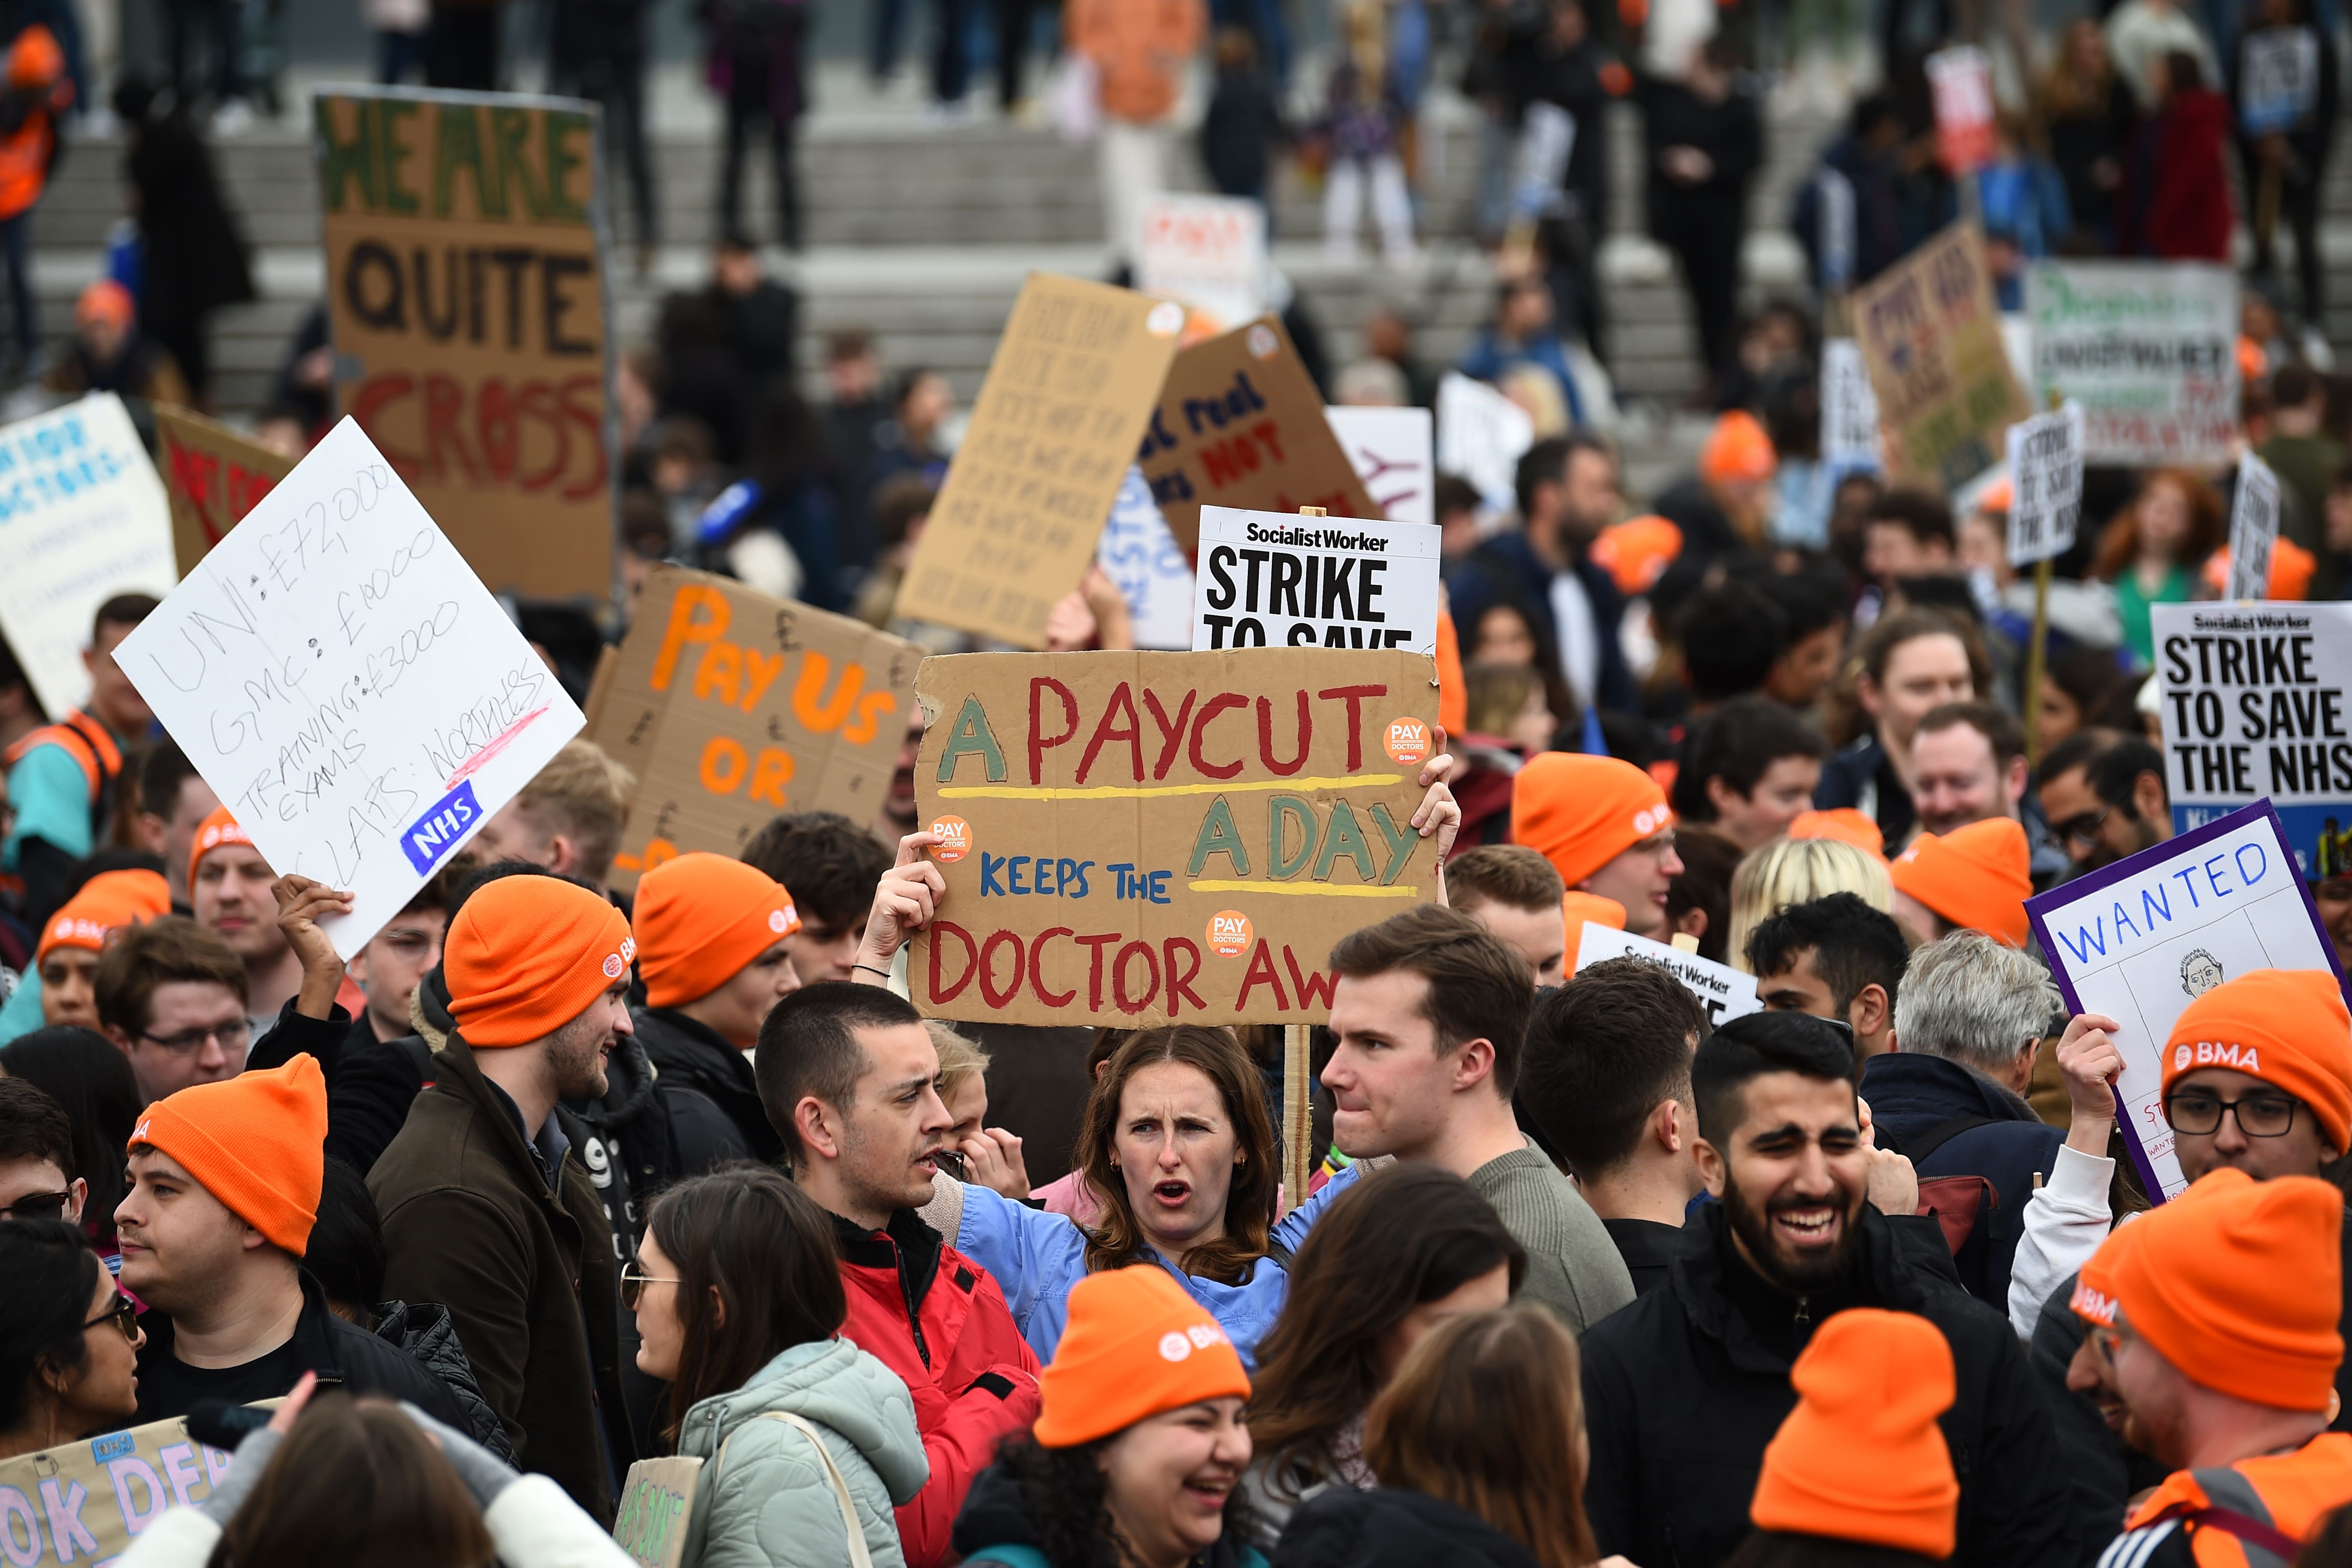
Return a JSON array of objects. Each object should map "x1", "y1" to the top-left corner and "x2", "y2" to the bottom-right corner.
[
  {"x1": 630, "y1": 1004, "x2": 778, "y2": 1169},
  {"x1": 1271, "y1": 1486, "x2": 1542, "y2": 1568},
  {"x1": 372, "y1": 1297, "x2": 516, "y2": 1461},
  {"x1": 1579, "y1": 1202, "x2": 2076, "y2": 1568}
]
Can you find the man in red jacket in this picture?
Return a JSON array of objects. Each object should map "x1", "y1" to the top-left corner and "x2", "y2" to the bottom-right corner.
[{"x1": 757, "y1": 981, "x2": 1041, "y2": 1568}]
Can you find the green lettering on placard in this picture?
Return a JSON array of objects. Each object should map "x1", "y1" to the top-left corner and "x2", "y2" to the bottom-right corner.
[
  {"x1": 545, "y1": 110, "x2": 592, "y2": 221},
  {"x1": 1190, "y1": 796, "x2": 1250, "y2": 877},
  {"x1": 1313, "y1": 800, "x2": 1378, "y2": 883},
  {"x1": 1368, "y1": 802, "x2": 1418, "y2": 884},
  {"x1": 378, "y1": 99, "x2": 422, "y2": 213},
  {"x1": 315, "y1": 98, "x2": 376, "y2": 213},
  {"x1": 1267, "y1": 794, "x2": 1314, "y2": 879},
  {"x1": 936, "y1": 695, "x2": 1007, "y2": 783},
  {"x1": 433, "y1": 103, "x2": 505, "y2": 218},
  {"x1": 491, "y1": 107, "x2": 550, "y2": 219}
]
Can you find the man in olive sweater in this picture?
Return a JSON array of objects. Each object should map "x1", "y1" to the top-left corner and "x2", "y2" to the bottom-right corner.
[{"x1": 1323, "y1": 905, "x2": 1635, "y2": 1331}]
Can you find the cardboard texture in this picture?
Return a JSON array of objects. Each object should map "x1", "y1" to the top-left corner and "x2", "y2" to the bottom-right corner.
[
  {"x1": 315, "y1": 86, "x2": 613, "y2": 600},
  {"x1": 911, "y1": 648, "x2": 1442, "y2": 1027},
  {"x1": 1850, "y1": 223, "x2": 2031, "y2": 492},
  {"x1": 612, "y1": 1456, "x2": 703, "y2": 1568},
  {"x1": 0, "y1": 1414, "x2": 238, "y2": 1565},
  {"x1": 1142, "y1": 315, "x2": 1378, "y2": 552},
  {"x1": 896, "y1": 273, "x2": 1184, "y2": 646},
  {"x1": 592, "y1": 566, "x2": 923, "y2": 890},
  {"x1": 155, "y1": 403, "x2": 295, "y2": 575}
]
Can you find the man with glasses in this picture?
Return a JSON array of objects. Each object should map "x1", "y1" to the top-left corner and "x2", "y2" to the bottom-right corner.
[
  {"x1": 93, "y1": 914, "x2": 251, "y2": 1105},
  {"x1": 0, "y1": 1077, "x2": 82, "y2": 1227},
  {"x1": 2037, "y1": 731, "x2": 2172, "y2": 875},
  {"x1": 1510, "y1": 752, "x2": 1684, "y2": 942}
]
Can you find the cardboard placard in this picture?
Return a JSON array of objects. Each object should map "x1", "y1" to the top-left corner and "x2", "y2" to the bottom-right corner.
[
  {"x1": 315, "y1": 86, "x2": 613, "y2": 601},
  {"x1": 1135, "y1": 193, "x2": 1268, "y2": 333},
  {"x1": 2004, "y1": 402, "x2": 2084, "y2": 567},
  {"x1": 155, "y1": 404, "x2": 296, "y2": 575},
  {"x1": 612, "y1": 1456, "x2": 703, "y2": 1568},
  {"x1": 2151, "y1": 602, "x2": 2352, "y2": 874},
  {"x1": 1819, "y1": 339, "x2": 1882, "y2": 473},
  {"x1": 1191, "y1": 504, "x2": 1442, "y2": 657},
  {"x1": 113, "y1": 418, "x2": 586, "y2": 958},
  {"x1": 1327, "y1": 405, "x2": 1435, "y2": 527},
  {"x1": 589, "y1": 566, "x2": 922, "y2": 890},
  {"x1": 1096, "y1": 466, "x2": 1195, "y2": 650},
  {"x1": 0, "y1": 393, "x2": 177, "y2": 721},
  {"x1": 2027, "y1": 802, "x2": 2346, "y2": 1201},
  {"x1": 1926, "y1": 46, "x2": 1995, "y2": 174},
  {"x1": 1850, "y1": 223, "x2": 2031, "y2": 492},
  {"x1": 0, "y1": 1414, "x2": 238, "y2": 1564},
  {"x1": 896, "y1": 273, "x2": 1185, "y2": 647},
  {"x1": 2025, "y1": 261, "x2": 2238, "y2": 466},
  {"x1": 1141, "y1": 315, "x2": 1378, "y2": 553},
  {"x1": 1435, "y1": 371, "x2": 1534, "y2": 512},
  {"x1": 2227, "y1": 454, "x2": 2283, "y2": 605},
  {"x1": 1573, "y1": 921, "x2": 1763, "y2": 1029},
  {"x1": 2242, "y1": 28, "x2": 2319, "y2": 132},
  {"x1": 910, "y1": 648, "x2": 1442, "y2": 1027}
]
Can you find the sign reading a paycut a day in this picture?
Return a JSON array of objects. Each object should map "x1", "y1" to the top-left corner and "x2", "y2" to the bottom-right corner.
[
  {"x1": 2025, "y1": 261, "x2": 2238, "y2": 465},
  {"x1": 1327, "y1": 405, "x2": 1435, "y2": 527},
  {"x1": 587, "y1": 566, "x2": 920, "y2": 891},
  {"x1": 912, "y1": 649, "x2": 1442, "y2": 1027},
  {"x1": 1574, "y1": 922, "x2": 1762, "y2": 1029},
  {"x1": 1192, "y1": 504, "x2": 1442, "y2": 657},
  {"x1": 2028, "y1": 802, "x2": 2345, "y2": 1200},
  {"x1": 315, "y1": 86, "x2": 612, "y2": 600},
  {"x1": 897, "y1": 274, "x2": 1185, "y2": 647},
  {"x1": 114, "y1": 418, "x2": 585, "y2": 957},
  {"x1": 155, "y1": 403, "x2": 295, "y2": 574},
  {"x1": 2227, "y1": 453, "x2": 2284, "y2": 604},
  {"x1": 2152, "y1": 601, "x2": 2352, "y2": 875},
  {"x1": 1851, "y1": 222, "x2": 2031, "y2": 492},
  {"x1": 1135, "y1": 193, "x2": 1267, "y2": 333},
  {"x1": 0, "y1": 1414, "x2": 240, "y2": 1565},
  {"x1": 2004, "y1": 401, "x2": 2084, "y2": 566},
  {"x1": 0, "y1": 393, "x2": 176, "y2": 719}
]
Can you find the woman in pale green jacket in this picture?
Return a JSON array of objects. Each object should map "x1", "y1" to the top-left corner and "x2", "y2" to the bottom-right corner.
[{"x1": 631, "y1": 1167, "x2": 928, "y2": 1568}]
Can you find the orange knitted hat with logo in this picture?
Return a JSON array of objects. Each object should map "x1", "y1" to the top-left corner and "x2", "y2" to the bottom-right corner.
[
  {"x1": 633, "y1": 852, "x2": 801, "y2": 1009},
  {"x1": 1035, "y1": 1267, "x2": 1252, "y2": 1449},
  {"x1": 1788, "y1": 809, "x2": 1886, "y2": 860},
  {"x1": 1701, "y1": 411, "x2": 1778, "y2": 485},
  {"x1": 1511, "y1": 753, "x2": 1674, "y2": 889},
  {"x1": 445, "y1": 876, "x2": 634, "y2": 1047},
  {"x1": 129, "y1": 1054, "x2": 327, "y2": 1254},
  {"x1": 37, "y1": 869, "x2": 171, "y2": 962},
  {"x1": 1749, "y1": 1309, "x2": 1959, "y2": 1558},
  {"x1": 2161, "y1": 969, "x2": 2352, "y2": 1153},
  {"x1": 2100, "y1": 1167, "x2": 2344, "y2": 1411},
  {"x1": 188, "y1": 804, "x2": 259, "y2": 886},
  {"x1": 1888, "y1": 817, "x2": 2031, "y2": 946}
]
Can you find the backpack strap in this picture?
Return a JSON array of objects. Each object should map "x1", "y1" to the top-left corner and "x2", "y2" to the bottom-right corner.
[
  {"x1": 709, "y1": 1411, "x2": 873, "y2": 1568},
  {"x1": 1894, "y1": 1112, "x2": 1997, "y2": 1166},
  {"x1": 2178, "y1": 1465, "x2": 2301, "y2": 1568}
]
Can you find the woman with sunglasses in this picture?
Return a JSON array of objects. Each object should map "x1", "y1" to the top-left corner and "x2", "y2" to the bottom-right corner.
[
  {"x1": 627, "y1": 1166, "x2": 925, "y2": 1568},
  {"x1": 0, "y1": 1218, "x2": 142, "y2": 1458}
]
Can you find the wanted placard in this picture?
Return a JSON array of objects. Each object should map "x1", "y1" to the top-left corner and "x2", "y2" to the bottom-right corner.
[{"x1": 1191, "y1": 504, "x2": 1441, "y2": 657}]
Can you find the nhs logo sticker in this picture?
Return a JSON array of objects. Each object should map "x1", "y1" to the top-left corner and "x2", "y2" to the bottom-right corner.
[{"x1": 401, "y1": 781, "x2": 484, "y2": 875}]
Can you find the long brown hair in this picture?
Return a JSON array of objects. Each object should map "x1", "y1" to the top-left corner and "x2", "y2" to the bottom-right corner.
[
  {"x1": 644, "y1": 1165, "x2": 848, "y2": 1444},
  {"x1": 1364, "y1": 1307, "x2": 1600, "y2": 1568},
  {"x1": 1076, "y1": 1026, "x2": 1276, "y2": 1286},
  {"x1": 2091, "y1": 467, "x2": 2226, "y2": 578},
  {"x1": 1250, "y1": 1167, "x2": 1526, "y2": 1494},
  {"x1": 208, "y1": 1393, "x2": 493, "y2": 1568}
]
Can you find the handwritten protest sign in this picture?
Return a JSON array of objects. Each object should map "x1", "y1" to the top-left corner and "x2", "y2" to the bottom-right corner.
[
  {"x1": 1135, "y1": 193, "x2": 1268, "y2": 332},
  {"x1": 587, "y1": 566, "x2": 920, "y2": 890},
  {"x1": 1436, "y1": 371, "x2": 1534, "y2": 513},
  {"x1": 910, "y1": 648, "x2": 1442, "y2": 1027},
  {"x1": 2004, "y1": 402, "x2": 2084, "y2": 567},
  {"x1": 155, "y1": 404, "x2": 295, "y2": 575},
  {"x1": 1820, "y1": 339, "x2": 1882, "y2": 473},
  {"x1": 612, "y1": 1456, "x2": 703, "y2": 1568},
  {"x1": 1327, "y1": 405, "x2": 1435, "y2": 527},
  {"x1": 113, "y1": 418, "x2": 585, "y2": 957},
  {"x1": 0, "y1": 394, "x2": 177, "y2": 720},
  {"x1": 316, "y1": 85, "x2": 612, "y2": 600},
  {"x1": 0, "y1": 1414, "x2": 237, "y2": 1565},
  {"x1": 1575, "y1": 921, "x2": 1762, "y2": 1028},
  {"x1": 1142, "y1": 315, "x2": 1377, "y2": 553},
  {"x1": 1191, "y1": 504, "x2": 1442, "y2": 658},
  {"x1": 2152, "y1": 602, "x2": 2352, "y2": 876},
  {"x1": 1850, "y1": 223, "x2": 2030, "y2": 492},
  {"x1": 897, "y1": 274, "x2": 1184, "y2": 646},
  {"x1": 2028, "y1": 802, "x2": 2345, "y2": 1200},
  {"x1": 2025, "y1": 261, "x2": 2238, "y2": 465},
  {"x1": 2242, "y1": 28, "x2": 2319, "y2": 132},
  {"x1": 1096, "y1": 467, "x2": 1194, "y2": 650},
  {"x1": 2227, "y1": 453, "x2": 2283, "y2": 604},
  {"x1": 1926, "y1": 46, "x2": 1996, "y2": 173}
]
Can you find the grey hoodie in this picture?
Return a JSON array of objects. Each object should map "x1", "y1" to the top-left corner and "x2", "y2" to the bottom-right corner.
[{"x1": 678, "y1": 1338, "x2": 929, "y2": 1568}]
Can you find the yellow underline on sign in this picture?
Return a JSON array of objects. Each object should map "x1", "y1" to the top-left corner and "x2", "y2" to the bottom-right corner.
[
  {"x1": 937, "y1": 774, "x2": 1406, "y2": 800},
  {"x1": 1189, "y1": 881, "x2": 1420, "y2": 898}
]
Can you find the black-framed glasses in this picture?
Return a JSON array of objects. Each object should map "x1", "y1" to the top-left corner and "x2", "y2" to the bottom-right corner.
[
  {"x1": 135, "y1": 1020, "x2": 251, "y2": 1055},
  {"x1": 1, "y1": 1190, "x2": 70, "y2": 1221},
  {"x1": 84, "y1": 1292, "x2": 138, "y2": 1344},
  {"x1": 619, "y1": 1261, "x2": 679, "y2": 1311},
  {"x1": 2164, "y1": 1089, "x2": 2300, "y2": 1138},
  {"x1": 2054, "y1": 805, "x2": 2113, "y2": 850}
]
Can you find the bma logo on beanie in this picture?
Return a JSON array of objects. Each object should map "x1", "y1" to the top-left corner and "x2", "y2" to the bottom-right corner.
[
  {"x1": 2070, "y1": 1281, "x2": 2118, "y2": 1326},
  {"x1": 1156, "y1": 1321, "x2": 1230, "y2": 1362},
  {"x1": 2174, "y1": 1041, "x2": 2261, "y2": 1074}
]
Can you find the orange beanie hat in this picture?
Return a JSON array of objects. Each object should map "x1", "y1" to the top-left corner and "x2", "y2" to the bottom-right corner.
[
  {"x1": 1035, "y1": 1267, "x2": 1252, "y2": 1449},
  {"x1": 129, "y1": 1054, "x2": 327, "y2": 1254},
  {"x1": 2202, "y1": 536, "x2": 2318, "y2": 601},
  {"x1": 77, "y1": 279, "x2": 133, "y2": 332},
  {"x1": 2095, "y1": 1167, "x2": 2345, "y2": 1411},
  {"x1": 38, "y1": 869, "x2": 171, "y2": 961},
  {"x1": 633, "y1": 852, "x2": 801, "y2": 1009},
  {"x1": 1511, "y1": 753, "x2": 1674, "y2": 889},
  {"x1": 1888, "y1": 817, "x2": 2031, "y2": 946},
  {"x1": 1749, "y1": 1309, "x2": 1959, "y2": 1558},
  {"x1": 1564, "y1": 889, "x2": 1626, "y2": 937},
  {"x1": 1701, "y1": 411, "x2": 1778, "y2": 485},
  {"x1": 189, "y1": 805, "x2": 259, "y2": 887},
  {"x1": 1592, "y1": 515, "x2": 1685, "y2": 596},
  {"x1": 446, "y1": 876, "x2": 635, "y2": 1047},
  {"x1": 1788, "y1": 809, "x2": 1886, "y2": 860},
  {"x1": 2162, "y1": 969, "x2": 2352, "y2": 1152}
]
